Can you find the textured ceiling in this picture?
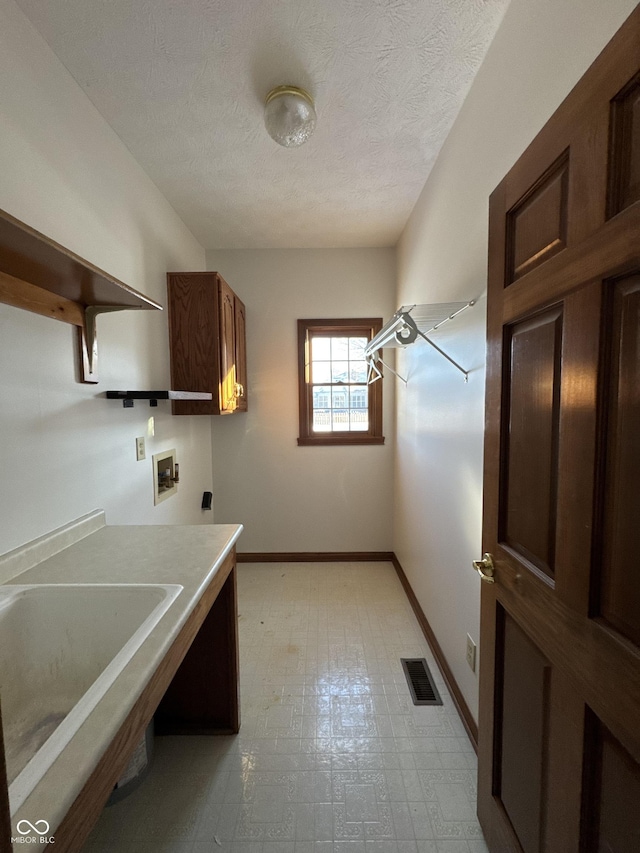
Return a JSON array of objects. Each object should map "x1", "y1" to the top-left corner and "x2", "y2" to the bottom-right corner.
[{"x1": 15, "y1": 0, "x2": 510, "y2": 249}]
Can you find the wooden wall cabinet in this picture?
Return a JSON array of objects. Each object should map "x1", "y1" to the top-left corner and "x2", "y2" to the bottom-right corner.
[{"x1": 167, "y1": 272, "x2": 247, "y2": 415}]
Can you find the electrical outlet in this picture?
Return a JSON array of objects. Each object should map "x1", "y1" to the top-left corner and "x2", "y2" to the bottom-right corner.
[
  {"x1": 135, "y1": 436, "x2": 146, "y2": 461},
  {"x1": 466, "y1": 634, "x2": 477, "y2": 672}
]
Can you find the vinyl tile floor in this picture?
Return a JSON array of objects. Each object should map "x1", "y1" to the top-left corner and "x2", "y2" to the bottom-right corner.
[{"x1": 81, "y1": 562, "x2": 488, "y2": 853}]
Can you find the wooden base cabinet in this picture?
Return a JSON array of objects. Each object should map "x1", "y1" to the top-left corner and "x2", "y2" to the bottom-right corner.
[
  {"x1": 38, "y1": 549, "x2": 240, "y2": 852},
  {"x1": 167, "y1": 271, "x2": 247, "y2": 415},
  {"x1": 0, "y1": 702, "x2": 10, "y2": 853}
]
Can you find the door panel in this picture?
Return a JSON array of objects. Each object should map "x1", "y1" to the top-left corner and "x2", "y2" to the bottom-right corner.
[
  {"x1": 506, "y1": 152, "x2": 569, "y2": 285},
  {"x1": 497, "y1": 611, "x2": 550, "y2": 853},
  {"x1": 599, "y1": 276, "x2": 640, "y2": 646},
  {"x1": 608, "y1": 72, "x2": 640, "y2": 216},
  {"x1": 501, "y1": 308, "x2": 563, "y2": 577},
  {"x1": 478, "y1": 8, "x2": 640, "y2": 853},
  {"x1": 583, "y1": 713, "x2": 640, "y2": 853}
]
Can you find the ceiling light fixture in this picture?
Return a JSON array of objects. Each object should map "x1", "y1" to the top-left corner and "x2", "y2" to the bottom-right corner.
[{"x1": 264, "y1": 86, "x2": 316, "y2": 148}]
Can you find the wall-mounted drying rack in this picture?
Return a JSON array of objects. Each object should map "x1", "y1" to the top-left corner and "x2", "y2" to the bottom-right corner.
[
  {"x1": 365, "y1": 301, "x2": 475, "y2": 384},
  {"x1": 106, "y1": 390, "x2": 213, "y2": 408},
  {"x1": 0, "y1": 207, "x2": 162, "y2": 384}
]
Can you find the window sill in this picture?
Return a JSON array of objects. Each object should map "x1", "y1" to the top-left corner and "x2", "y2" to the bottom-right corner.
[{"x1": 297, "y1": 435, "x2": 385, "y2": 447}]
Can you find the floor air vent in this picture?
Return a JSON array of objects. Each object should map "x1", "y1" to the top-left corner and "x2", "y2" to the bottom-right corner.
[{"x1": 401, "y1": 658, "x2": 443, "y2": 706}]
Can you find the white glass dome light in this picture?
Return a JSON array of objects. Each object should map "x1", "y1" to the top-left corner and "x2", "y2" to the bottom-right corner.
[{"x1": 264, "y1": 86, "x2": 316, "y2": 148}]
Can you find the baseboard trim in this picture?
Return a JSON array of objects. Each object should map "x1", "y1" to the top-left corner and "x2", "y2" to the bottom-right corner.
[
  {"x1": 391, "y1": 554, "x2": 479, "y2": 752},
  {"x1": 235, "y1": 549, "x2": 478, "y2": 751},
  {"x1": 237, "y1": 551, "x2": 395, "y2": 563}
]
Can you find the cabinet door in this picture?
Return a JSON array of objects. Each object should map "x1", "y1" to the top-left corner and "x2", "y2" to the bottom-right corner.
[
  {"x1": 167, "y1": 272, "x2": 221, "y2": 415},
  {"x1": 218, "y1": 276, "x2": 237, "y2": 413},
  {"x1": 234, "y1": 295, "x2": 248, "y2": 412}
]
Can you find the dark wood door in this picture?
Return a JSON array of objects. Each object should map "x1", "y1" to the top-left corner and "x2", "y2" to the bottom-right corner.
[{"x1": 477, "y1": 8, "x2": 640, "y2": 853}]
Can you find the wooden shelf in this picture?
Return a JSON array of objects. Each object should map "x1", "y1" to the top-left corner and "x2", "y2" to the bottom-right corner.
[
  {"x1": 0, "y1": 207, "x2": 162, "y2": 383},
  {"x1": 0, "y1": 208, "x2": 161, "y2": 309},
  {"x1": 106, "y1": 390, "x2": 213, "y2": 408}
]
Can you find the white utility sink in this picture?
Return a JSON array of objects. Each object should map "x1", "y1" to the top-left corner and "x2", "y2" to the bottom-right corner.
[{"x1": 0, "y1": 583, "x2": 183, "y2": 813}]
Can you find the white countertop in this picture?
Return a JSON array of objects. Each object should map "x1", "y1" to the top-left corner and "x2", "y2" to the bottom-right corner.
[{"x1": 1, "y1": 514, "x2": 243, "y2": 842}]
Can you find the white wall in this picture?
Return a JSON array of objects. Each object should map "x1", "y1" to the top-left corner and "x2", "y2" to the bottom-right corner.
[
  {"x1": 395, "y1": 0, "x2": 638, "y2": 720},
  {"x1": 0, "y1": 0, "x2": 212, "y2": 555},
  {"x1": 205, "y1": 249, "x2": 396, "y2": 553}
]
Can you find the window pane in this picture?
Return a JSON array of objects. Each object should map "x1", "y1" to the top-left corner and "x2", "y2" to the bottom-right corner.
[
  {"x1": 311, "y1": 361, "x2": 331, "y2": 383},
  {"x1": 311, "y1": 337, "x2": 331, "y2": 360},
  {"x1": 313, "y1": 411, "x2": 331, "y2": 431},
  {"x1": 312, "y1": 385, "x2": 331, "y2": 407},
  {"x1": 350, "y1": 360, "x2": 367, "y2": 382},
  {"x1": 331, "y1": 360, "x2": 349, "y2": 383},
  {"x1": 331, "y1": 386, "x2": 348, "y2": 431},
  {"x1": 349, "y1": 410, "x2": 369, "y2": 431},
  {"x1": 331, "y1": 337, "x2": 349, "y2": 360},
  {"x1": 332, "y1": 387, "x2": 348, "y2": 409},
  {"x1": 349, "y1": 337, "x2": 367, "y2": 359},
  {"x1": 332, "y1": 411, "x2": 350, "y2": 430},
  {"x1": 350, "y1": 386, "x2": 368, "y2": 430},
  {"x1": 311, "y1": 384, "x2": 331, "y2": 431},
  {"x1": 350, "y1": 385, "x2": 368, "y2": 408}
]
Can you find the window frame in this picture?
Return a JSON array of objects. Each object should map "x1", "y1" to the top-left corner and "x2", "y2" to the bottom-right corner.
[{"x1": 297, "y1": 317, "x2": 384, "y2": 446}]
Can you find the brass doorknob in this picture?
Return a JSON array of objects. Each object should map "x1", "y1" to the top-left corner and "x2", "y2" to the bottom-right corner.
[{"x1": 472, "y1": 553, "x2": 495, "y2": 584}]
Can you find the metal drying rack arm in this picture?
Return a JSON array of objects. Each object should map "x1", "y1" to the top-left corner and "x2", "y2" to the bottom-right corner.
[{"x1": 364, "y1": 300, "x2": 475, "y2": 384}]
